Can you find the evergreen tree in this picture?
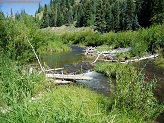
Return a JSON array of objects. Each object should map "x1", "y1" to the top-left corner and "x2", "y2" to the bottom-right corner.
[
  {"x1": 76, "y1": 3, "x2": 85, "y2": 27},
  {"x1": 137, "y1": 0, "x2": 153, "y2": 27},
  {"x1": 15, "y1": 12, "x2": 21, "y2": 20},
  {"x1": 120, "y1": 0, "x2": 127, "y2": 30},
  {"x1": 95, "y1": 0, "x2": 106, "y2": 33},
  {"x1": 126, "y1": 0, "x2": 135, "y2": 30},
  {"x1": 133, "y1": 14, "x2": 140, "y2": 30},
  {"x1": 88, "y1": 0, "x2": 96, "y2": 26},
  {"x1": 73, "y1": 4, "x2": 78, "y2": 22},
  {"x1": 66, "y1": 8, "x2": 73, "y2": 25},
  {"x1": 105, "y1": 0, "x2": 112, "y2": 32},
  {"x1": 37, "y1": 3, "x2": 42, "y2": 13},
  {"x1": 41, "y1": 4, "x2": 49, "y2": 28},
  {"x1": 83, "y1": 0, "x2": 91, "y2": 26},
  {"x1": 56, "y1": 5, "x2": 64, "y2": 26},
  {"x1": 151, "y1": 0, "x2": 164, "y2": 24},
  {"x1": 112, "y1": 0, "x2": 120, "y2": 31}
]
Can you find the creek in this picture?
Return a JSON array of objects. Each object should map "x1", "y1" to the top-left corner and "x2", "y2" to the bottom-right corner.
[{"x1": 41, "y1": 46, "x2": 164, "y2": 122}]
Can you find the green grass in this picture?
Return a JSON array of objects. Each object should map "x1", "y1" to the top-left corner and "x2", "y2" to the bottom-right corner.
[
  {"x1": 95, "y1": 62, "x2": 164, "y2": 121},
  {"x1": 60, "y1": 24, "x2": 164, "y2": 57},
  {"x1": 94, "y1": 62, "x2": 120, "y2": 77},
  {"x1": 0, "y1": 86, "x2": 110, "y2": 123},
  {"x1": 154, "y1": 48, "x2": 164, "y2": 68},
  {"x1": 0, "y1": 54, "x2": 48, "y2": 106},
  {"x1": 0, "y1": 54, "x2": 163, "y2": 123},
  {"x1": 0, "y1": 85, "x2": 154, "y2": 123}
]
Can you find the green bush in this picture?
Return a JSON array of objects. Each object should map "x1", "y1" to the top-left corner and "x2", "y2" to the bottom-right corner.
[
  {"x1": 0, "y1": 17, "x2": 71, "y2": 63},
  {"x1": 95, "y1": 62, "x2": 164, "y2": 120},
  {"x1": 60, "y1": 24, "x2": 164, "y2": 57}
]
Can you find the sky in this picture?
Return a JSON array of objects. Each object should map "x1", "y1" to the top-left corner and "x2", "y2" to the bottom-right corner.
[{"x1": 0, "y1": 0, "x2": 50, "y2": 16}]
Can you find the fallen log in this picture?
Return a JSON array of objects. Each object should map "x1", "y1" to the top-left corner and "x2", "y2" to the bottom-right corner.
[
  {"x1": 54, "y1": 80, "x2": 73, "y2": 84},
  {"x1": 92, "y1": 48, "x2": 131, "y2": 63},
  {"x1": 92, "y1": 53, "x2": 103, "y2": 64},
  {"x1": 45, "y1": 68, "x2": 64, "y2": 72},
  {"x1": 46, "y1": 74, "x2": 92, "y2": 80},
  {"x1": 97, "y1": 54, "x2": 158, "y2": 63},
  {"x1": 120, "y1": 54, "x2": 158, "y2": 64}
]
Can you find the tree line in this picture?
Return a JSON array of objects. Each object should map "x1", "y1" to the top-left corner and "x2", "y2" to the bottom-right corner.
[{"x1": 36, "y1": 0, "x2": 164, "y2": 32}]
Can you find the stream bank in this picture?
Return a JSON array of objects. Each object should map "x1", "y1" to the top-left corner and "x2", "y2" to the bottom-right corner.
[
  {"x1": 41, "y1": 45, "x2": 163, "y2": 122},
  {"x1": 41, "y1": 45, "x2": 163, "y2": 100}
]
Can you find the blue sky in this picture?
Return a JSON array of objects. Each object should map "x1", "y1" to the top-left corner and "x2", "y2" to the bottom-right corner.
[{"x1": 0, "y1": 0, "x2": 50, "y2": 16}]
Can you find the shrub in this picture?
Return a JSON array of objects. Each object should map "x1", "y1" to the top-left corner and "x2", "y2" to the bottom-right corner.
[{"x1": 95, "y1": 62, "x2": 164, "y2": 120}]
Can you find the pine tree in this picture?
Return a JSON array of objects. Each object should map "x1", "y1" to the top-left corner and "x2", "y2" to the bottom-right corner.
[
  {"x1": 37, "y1": 3, "x2": 42, "y2": 13},
  {"x1": 95, "y1": 0, "x2": 106, "y2": 33},
  {"x1": 76, "y1": 3, "x2": 85, "y2": 27},
  {"x1": 113, "y1": 0, "x2": 120, "y2": 31},
  {"x1": 126, "y1": 0, "x2": 135, "y2": 30},
  {"x1": 88, "y1": 0, "x2": 96, "y2": 26},
  {"x1": 105, "y1": 0, "x2": 112, "y2": 32},
  {"x1": 66, "y1": 8, "x2": 73, "y2": 25},
  {"x1": 83, "y1": 0, "x2": 91, "y2": 26},
  {"x1": 137, "y1": 0, "x2": 153, "y2": 27},
  {"x1": 133, "y1": 14, "x2": 140, "y2": 30},
  {"x1": 120, "y1": 0, "x2": 127, "y2": 30},
  {"x1": 41, "y1": 4, "x2": 49, "y2": 28},
  {"x1": 151, "y1": 0, "x2": 164, "y2": 24}
]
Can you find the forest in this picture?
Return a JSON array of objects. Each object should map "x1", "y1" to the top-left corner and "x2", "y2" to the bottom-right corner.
[
  {"x1": 36, "y1": 0, "x2": 164, "y2": 32},
  {"x1": 0, "y1": 0, "x2": 164, "y2": 122}
]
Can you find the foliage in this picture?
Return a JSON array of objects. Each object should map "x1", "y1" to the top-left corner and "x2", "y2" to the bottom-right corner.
[
  {"x1": 95, "y1": 62, "x2": 164, "y2": 121},
  {"x1": 61, "y1": 30, "x2": 102, "y2": 46},
  {"x1": 35, "y1": 30, "x2": 71, "y2": 54},
  {"x1": 0, "y1": 14, "x2": 71, "y2": 63},
  {"x1": 0, "y1": 54, "x2": 47, "y2": 106},
  {"x1": 61, "y1": 24, "x2": 164, "y2": 57},
  {"x1": 94, "y1": 62, "x2": 118, "y2": 77},
  {"x1": 0, "y1": 83, "x2": 111, "y2": 123},
  {"x1": 154, "y1": 48, "x2": 164, "y2": 68}
]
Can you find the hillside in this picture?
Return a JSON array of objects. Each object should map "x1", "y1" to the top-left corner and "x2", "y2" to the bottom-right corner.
[
  {"x1": 41, "y1": 25, "x2": 93, "y2": 34},
  {"x1": 36, "y1": 0, "x2": 164, "y2": 33}
]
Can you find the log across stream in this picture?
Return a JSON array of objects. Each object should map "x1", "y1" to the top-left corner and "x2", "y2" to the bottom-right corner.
[
  {"x1": 46, "y1": 73, "x2": 92, "y2": 80},
  {"x1": 41, "y1": 46, "x2": 163, "y2": 104}
]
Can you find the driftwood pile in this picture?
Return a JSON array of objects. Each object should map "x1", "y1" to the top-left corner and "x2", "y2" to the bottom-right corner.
[{"x1": 84, "y1": 46, "x2": 158, "y2": 64}]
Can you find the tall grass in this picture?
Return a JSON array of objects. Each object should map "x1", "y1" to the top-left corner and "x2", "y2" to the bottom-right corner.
[
  {"x1": 0, "y1": 54, "x2": 47, "y2": 106},
  {"x1": 0, "y1": 55, "x2": 163, "y2": 122},
  {"x1": 0, "y1": 85, "x2": 111, "y2": 123},
  {"x1": 37, "y1": 31, "x2": 71, "y2": 54},
  {"x1": 154, "y1": 48, "x2": 164, "y2": 68},
  {"x1": 95, "y1": 62, "x2": 164, "y2": 121}
]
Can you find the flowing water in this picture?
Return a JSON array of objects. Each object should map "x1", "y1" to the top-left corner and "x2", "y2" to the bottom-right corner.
[
  {"x1": 41, "y1": 46, "x2": 110, "y2": 94},
  {"x1": 42, "y1": 46, "x2": 164, "y2": 122}
]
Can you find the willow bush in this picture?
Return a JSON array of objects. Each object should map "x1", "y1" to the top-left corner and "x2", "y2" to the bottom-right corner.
[
  {"x1": 0, "y1": 17, "x2": 71, "y2": 63},
  {"x1": 61, "y1": 24, "x2": 164, "y2": 57}
]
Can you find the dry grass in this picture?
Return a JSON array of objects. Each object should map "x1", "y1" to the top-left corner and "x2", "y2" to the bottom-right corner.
[{"x1": 42, "y1": 25, "x2": 93, "y2": 34}]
